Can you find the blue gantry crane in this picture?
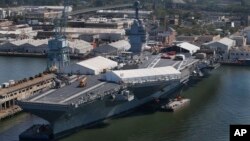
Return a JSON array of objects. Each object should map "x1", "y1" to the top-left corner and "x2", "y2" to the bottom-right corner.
[{"x1": 47, "y1": 0, "x2": 70, "y2": 72}]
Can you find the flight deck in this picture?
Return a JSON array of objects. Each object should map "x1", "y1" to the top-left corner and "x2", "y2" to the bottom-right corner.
[{"x1": 21, "y1": 56, "x2": 199, "y2": 106}]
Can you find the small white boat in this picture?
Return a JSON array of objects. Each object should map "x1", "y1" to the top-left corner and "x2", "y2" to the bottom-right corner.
[{"x1": 161, "y1": 97, "x2": 190, "y2": 112}]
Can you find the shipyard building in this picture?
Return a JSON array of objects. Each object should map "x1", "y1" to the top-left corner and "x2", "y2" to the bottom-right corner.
[
  {"x1": 0, "y1": 24, "x2": 36, "y2": 40},
  {"x1": 0, "y1": 39, "x2": 93, "y2": 54},
  {"x1": 202, "y1": 37, "x2": 236, "y2": 59},
  {"x1": 68, "y1": 18, "x2": 134, "y2": 29},
  {"x1": 37, "y1": 28, "x2": 126, "y2": 42},
  {"x1": 93, "y1": 40, "x2": 131, "y2": 56},
  {"x1": 163, "y1": 42, "x2": 200, "y2": 55}
]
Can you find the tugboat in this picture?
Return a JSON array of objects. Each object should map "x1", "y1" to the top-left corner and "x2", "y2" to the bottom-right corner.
[{"x1": 160, "y1": 96, "x2": 190, "y2": 112}]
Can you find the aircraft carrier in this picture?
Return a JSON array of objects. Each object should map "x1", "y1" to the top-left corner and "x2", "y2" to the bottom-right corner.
[
  {"x1": 18, "y1": 53, "x2": 202, "y2": 140},
  {"x1": 17, "y1": 1, "x2": 215, "y2": 140}
]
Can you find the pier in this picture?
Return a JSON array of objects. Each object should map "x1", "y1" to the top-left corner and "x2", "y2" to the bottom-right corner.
[
  {"x1": 0, "y1": 52, "x2": 89, "y2": 60},
  {"x1": 0, "y1": 73, "x2": 55, "y2": 120}
]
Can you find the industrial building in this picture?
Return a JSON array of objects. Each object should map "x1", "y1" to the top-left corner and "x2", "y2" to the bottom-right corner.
[
  {"x1": 196, "y1": 35, "x2": 221, "y2": 45},
  {"x1": 176, "y1": 35, "x2": 198, "y2": 43},
  {"x1": 0, "y1": 20, "x2": 13, "y2": 27},
  {"x1": 63, "y1": 56, "x2": 118, "y2": 75},
  {"x1": 0, "y1": 39, "x2": 93, "y2": 54},
  {"x1": 36, "y1": 28, "x2": 126, "y2": 42},
  {"x1": 157, "y1": 28, "x2": 176, "y2": 46},
  {"x1": 148, "y1": 27, "x2": 176, "y2": 47},
  {"x1": 96, "y1": 10, "x2": 152, "y2": 18},
  {"x1": 228, "y1": 48, "x2": 250, "y2": 60},
  {"x1": 68, "y1": 20, "x2": 123, "y2": 29},
  {"x1": 202, "y1": 37, "x2": 236, "y2": 52},
  {"x1": 1, "y1": 39, "x2": 48, "y2": 53},
  {"x1": 93, "y1": 40, "x2": 131, "y2": 56},
  {"x1": 247, "y1": 31, "x2": 250, "y2": 45},
  {"x1": 0, "y1": 24, "x2": 35, "y2": 39},
  {"x1": 164, "y1": 42, "x2": 200, "y2": 55},
  {"x1": 230, "y1": 36, "x2": 246, "y2": 47},
  {"x1": 67, "y1": 40, "x2": 93, "y2": 54},
  {"x1": 24, "y1": 6, "x2": 72, "y2": 21},
  {"x1": 68, "y1": 18, "x2": 133, "y2": 29},
  {"x1": 202, "y1": 37, "x2": 236, "y2": 60},
  {"x1": 25, "y1": 11, "x2": 62, "y2": 20},
  {"x1": 23, "y1": 6, "x2": 72, "y2": 12},
  {"x1": 0, "y1": 8, "x2": 12, "y2": 19}
]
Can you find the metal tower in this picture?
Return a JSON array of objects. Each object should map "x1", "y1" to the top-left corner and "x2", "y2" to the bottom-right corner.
[
  {"x1": 134, "y1": 0, "x2": 140, "y2": 19},
  {"x1": 47, "y1": 0, "x2": 70, "y2": 72}
]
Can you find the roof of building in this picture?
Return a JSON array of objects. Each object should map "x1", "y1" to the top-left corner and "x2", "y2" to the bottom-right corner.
[
  {"x1": 168, "y1": 27, "x2": 176, "y2": 32},
  {"x1": 230, "y1": 35, "x2": 244, "y2": 39},
  {"x1": 26, "y1": 39, "x2": 48, "y2": 46},
  {"x1": 65, "y1": 28, "x2": 126, "y2": 35},
  {"x1": 0, "y1": 30, "x2": 21, "y2": 35},
  {"x1": 175, "y1": 42, "x2": 200, "y2": 51},
  {"x1": 176, "y1": 35, "x2": 198, "y2": 42},
  {"x1": 158, "y1": 31, "x2": 172, "y2": 37},
  {"x1": 93, "y1": 40, "x2": 131, "y2": 54},
  {"x1": 173, "y1": 0, "x2": 186, "y2": 4},
  {"x1": 2, "y1": 39, "x2": 92, "y2": 49},
  {"x1": 230, "y1": 47, "x2": 250, "y2": 52},
  {"x1": 109, "y1": 40, "x2": 131, "y2": 50},
  {"x1": 96, "y1": 10, "x2": 152, "y2": 15},
  {"x1": 68, "y1": 39, "x2": 93, "y2": 50},
  {"x1": 93, "y1": 44, "x2": 117, "y2": 54},
  {"x1": 218, "y1": 37, "x2": 235, "y2": 47},
  {"x1": 9, "y1": 39, "x2": 31, "y2": 46},
  {"x1": 77, "y1": 56, "x2": 118, "y2": 71}
]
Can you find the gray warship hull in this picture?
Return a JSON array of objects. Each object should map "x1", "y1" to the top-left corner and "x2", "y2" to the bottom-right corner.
[{"x1": 19, "y1": 80, "x2": 183, "y2": 138}]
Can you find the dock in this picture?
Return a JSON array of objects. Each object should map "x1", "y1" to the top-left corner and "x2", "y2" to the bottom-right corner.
[
  {"x1": 0, "y1": 73, "x2": 56, "y2": 120},
  {"x1": 0, "y1": 105, "x2": 22, "y2": 120},
  {"x1": 0, "y1": 52, "x2": 89, "y2": 59}
]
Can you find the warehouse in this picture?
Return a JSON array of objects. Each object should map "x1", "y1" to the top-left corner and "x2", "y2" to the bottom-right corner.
[
  {"x1": 163, "y1": 42, "x2": 200, "y2": 55},
  {"x1": 202, "y1": 37, "x2": 235, "y2": 52},
  {"x1": 0, "y1": 39, "x2": 93, "y2": 54},
  {"x1": 37, "y1": 28, "x2": 126, "y2": 42},
  {"x1": 63, "y1": 56, "x2": 118, "y2": 75},
  {"x1": 202, "y1": 37, "x2": 236, "y2": 59},
  {"x1": 93, "y1": 40, "x2": 131, "y2": 56},
  {"x1": 67, "y1": 40, "x2": 93, "y2": 54},
  {"x1": 105, "y1": 66, "x2": 181, "y2": 84}
]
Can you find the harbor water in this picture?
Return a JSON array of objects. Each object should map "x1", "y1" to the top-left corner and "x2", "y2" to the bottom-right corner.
[{"x1": 1, "y1": 56, "x2": 250, "y2": 141}]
